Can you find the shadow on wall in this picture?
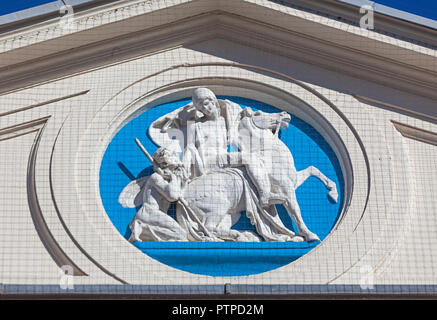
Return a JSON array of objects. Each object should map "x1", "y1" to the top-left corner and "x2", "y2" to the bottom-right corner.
[{"x1": 186, "y1": 39, "x2": 437, "y2": 120}]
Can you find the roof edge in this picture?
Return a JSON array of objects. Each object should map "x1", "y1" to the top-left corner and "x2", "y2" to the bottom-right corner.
[
  {"x1": 339, "y1": 0, "x2": 436, "y2": 30},
  {"x1": 276, "y1": 0, "x2": 436, "y2": 49},
  {"x1": 0, "y1": 0, "x2": 121, "y2": 33}
]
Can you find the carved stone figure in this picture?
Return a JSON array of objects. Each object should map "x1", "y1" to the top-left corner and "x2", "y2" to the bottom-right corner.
[
  {"x1": 236, "y1": 107, "x2": 338, "y2": 241},
  {"x1": 119, "y1": 88, "x2": 338, "y2": 242},
  {"x1": 119, "y1": 146, "x2": 188, "y2": 242}
]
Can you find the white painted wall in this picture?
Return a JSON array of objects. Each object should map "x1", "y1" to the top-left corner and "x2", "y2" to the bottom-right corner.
[{"x1": 0, "y1": 0, "x2": 436, "y2": 288}]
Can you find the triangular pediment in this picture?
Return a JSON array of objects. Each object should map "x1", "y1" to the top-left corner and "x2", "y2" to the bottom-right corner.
[
  {"x1": 1, "y1": 0, "x2": 437, "y2": 295},
  {"x1": 0, "y1": 0, "x2": 435, "y2": 100},
  {"x1": 0, "y1": 1, "x2": 437, "y2": 97}
]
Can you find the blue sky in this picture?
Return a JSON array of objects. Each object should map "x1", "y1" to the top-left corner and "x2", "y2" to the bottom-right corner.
[
  {"x1": 0, "y1": 0, "x2": 55, "y2": 16},
  {"x1": 0, "y1": 0, "x2": 436, "y2": 21},
  {"x1": 374, "y1": 0, "x2": 437, "y2": 21}
]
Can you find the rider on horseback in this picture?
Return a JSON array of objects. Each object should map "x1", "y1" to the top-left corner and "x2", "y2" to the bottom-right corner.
[{"x1": 186, "y1": 88, "x2": 283, "y2": 208}]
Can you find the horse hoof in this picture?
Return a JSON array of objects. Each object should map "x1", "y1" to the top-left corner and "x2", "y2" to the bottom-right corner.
[
  {"x1": 243, "y1": 231, "x2": 262, "y2": 242},
  {"x1": 303, "y1": 232, "x2": 320, "y2": 242},
  {"x1": 328, "y1": 189, "x2": 338, "y2": 203},
  {"x1": 291, "y1": 236, "x2": 305, "y2": 242},
  {"x1": 235, "y1": 231, "x2": 261, "y2": 242},
  {"x1": 128, "y1": 235, "x2": 140, "y2": 243}
]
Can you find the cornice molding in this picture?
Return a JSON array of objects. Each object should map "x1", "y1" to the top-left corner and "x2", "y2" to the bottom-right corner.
[
  {"x1": 0, "y1": 0, "x2": 200, "y2": 56},
  {"x1": 278, "y1": 0, "x2": 436, "y2": 48},
  {"x1": 354, "y1": 95, "x2": 437, "y2": 124},
  {"x1": 392, "y1": 121, "x2": 437, "y2": 147},
  {"x1": 214, "y1": 13, "x2": 437, "y2": 100},
  {"x1": 2, "y1": 0, "x2": 435, "y2": 50},
  {"x1": 0, "y1": 13, "x2": 217, "y2": 95},
  {"x1": 0, "y1": 116, "x2": 49, "y2": 141},
  {"x1": 0, "y1": 3, "x2": 435, "y2": 102},
  {"x1": 0, "y1": 0, "x2": 124, "y2": 33},
  {"x1": 0, "y1": 90, "x2": 89, "y2": 117}
]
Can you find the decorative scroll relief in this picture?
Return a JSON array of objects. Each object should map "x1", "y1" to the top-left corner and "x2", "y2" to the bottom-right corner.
[{"x1": 100, "y1": 88, "x2": 344, "y2": 276}]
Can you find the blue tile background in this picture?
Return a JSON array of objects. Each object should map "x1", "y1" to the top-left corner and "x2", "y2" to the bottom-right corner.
[{"x1": 99, "y1": 96, "x2": 344, "y2": 276}]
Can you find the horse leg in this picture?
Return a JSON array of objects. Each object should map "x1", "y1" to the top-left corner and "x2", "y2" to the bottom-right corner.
[
  {"x1": 296, "y1": 166, "x2": 338, "y2": 203},
  {"x1": 204, "y1": 210, "x2": 260, "y2": 242},
  {"x1": 203, "y1": 211, "x2": 236, "y2": 240},
  {"x1": 283, "y1": 194, "x2": 320, "y2": 242}
]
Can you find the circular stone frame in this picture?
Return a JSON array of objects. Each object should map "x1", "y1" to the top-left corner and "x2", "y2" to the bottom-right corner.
[{"x1": 49, "y1": 63, "x2": 409, "y2": 285}]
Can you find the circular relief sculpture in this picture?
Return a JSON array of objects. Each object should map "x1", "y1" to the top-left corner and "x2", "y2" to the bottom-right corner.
[{"x1": 100, "y1": 88, "x2": 344, "y2": 276}]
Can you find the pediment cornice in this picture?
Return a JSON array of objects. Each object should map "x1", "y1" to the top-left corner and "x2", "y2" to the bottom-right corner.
[{"x1": 0, "y1": 0, "x2": 435, "y2": 100}]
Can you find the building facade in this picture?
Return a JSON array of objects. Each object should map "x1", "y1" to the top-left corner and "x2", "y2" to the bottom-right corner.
[{"x1": 0, "y1": 0, "x2": 436, "y2": 297}]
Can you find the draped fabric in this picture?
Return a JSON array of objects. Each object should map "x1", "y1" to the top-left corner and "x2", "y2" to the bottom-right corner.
[{"x1": 176, "y1": 168, "x2": 300, "y2": 242}]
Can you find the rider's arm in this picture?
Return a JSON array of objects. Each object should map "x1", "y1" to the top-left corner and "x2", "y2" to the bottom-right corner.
[{"x1": 149, "y1": 172, "x2": 181, "y2": 202}]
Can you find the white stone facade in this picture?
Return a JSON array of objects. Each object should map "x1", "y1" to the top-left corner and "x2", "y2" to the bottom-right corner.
[{"x1": 0, "y1": 0, "x2": 436, "y2": 292}]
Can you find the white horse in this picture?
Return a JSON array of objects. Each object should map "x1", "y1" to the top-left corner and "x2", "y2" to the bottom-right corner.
[
  {"x1": 119, "y1": 108, "x2": 338, "y2": 242},
  {"x1": 175, "y1": 108, "x2": 338, "y2": 242},
  {"x1": 234, "y1": 108, "x2": 338, "y2": 241}
]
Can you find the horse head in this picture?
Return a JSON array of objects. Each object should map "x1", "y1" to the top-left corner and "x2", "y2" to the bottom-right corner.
[{"x1": 241, "y1": 107, "x2": 291, "y2": 135}]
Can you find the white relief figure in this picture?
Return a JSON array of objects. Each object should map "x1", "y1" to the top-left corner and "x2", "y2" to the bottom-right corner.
[
  {"x1": 119, "y1": 145, "x2": 188, "y2": 242},
  {"x1": 120, "y1": 87, "x2": 338, "y2": 242},
  {"x1": 179, "y1": 88, "x2": 242, "y2": 177},
  {"x1": 237, "y1": 107, "x2": 338, "y2": 241},
  {"x1": 172, "y1": 88, "x2": 279, "y2": 207}
]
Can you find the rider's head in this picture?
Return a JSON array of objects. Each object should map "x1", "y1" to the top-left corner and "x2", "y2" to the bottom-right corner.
[{"x1": 192, "y1": 88, "x2": 220, "y2": 119}]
